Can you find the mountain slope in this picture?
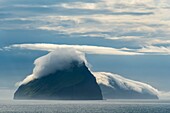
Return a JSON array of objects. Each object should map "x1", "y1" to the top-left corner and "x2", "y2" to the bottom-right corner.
[{"x1": 14, "y1": 61, "x2": 103, "y2": 100}]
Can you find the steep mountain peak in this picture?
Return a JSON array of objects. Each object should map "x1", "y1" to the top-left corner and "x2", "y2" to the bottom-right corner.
[{"x1": 14, "y1": 50, "x2": 102, "y2": 100}]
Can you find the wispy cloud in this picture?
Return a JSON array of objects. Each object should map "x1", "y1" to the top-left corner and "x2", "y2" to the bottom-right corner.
[
  {"x1": 6, "y1": 43, "x2": 141, "y2": 55},
  {"x1": 1, "y1": 0, "x2": 170, "y2": 49},
  {"x1": 5, "y1": 43, "x2": 170, "y2": 55},
  {"x1": 138, "y1": 46, "x2": 170, "y2": 54},
  {"x1": 93, "y1": 71, "x2": 170, "y2": 99},
  {"x1": 93, "y1": 72, "x2": 159, "y2": 96},
  {"x1": 106, "y1": 37, "x2": 170, "y2": 47}
]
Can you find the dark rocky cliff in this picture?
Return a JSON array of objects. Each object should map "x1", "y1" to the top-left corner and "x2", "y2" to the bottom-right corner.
[{"x1": 14, "y1": 62, "x2": 103, "y2": 100}]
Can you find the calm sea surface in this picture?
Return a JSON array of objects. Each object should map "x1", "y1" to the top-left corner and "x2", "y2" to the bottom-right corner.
[{"x1": 0, "y1": 100, "x2": 170, "y2": 113}]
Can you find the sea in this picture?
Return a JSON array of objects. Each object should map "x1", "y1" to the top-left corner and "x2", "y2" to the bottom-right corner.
[{"x1": 0, "y1": 100, "x2": 170, "y2": 113}]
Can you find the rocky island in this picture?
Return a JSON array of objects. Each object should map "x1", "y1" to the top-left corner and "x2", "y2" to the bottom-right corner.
[{"x1": 14, "y1": 49, "x2": 103, "y2": 100}]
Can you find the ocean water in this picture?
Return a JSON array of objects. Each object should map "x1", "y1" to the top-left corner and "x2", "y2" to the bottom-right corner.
[{"x1": 0, "y1": 100, "x2": 170, "y2": 113}]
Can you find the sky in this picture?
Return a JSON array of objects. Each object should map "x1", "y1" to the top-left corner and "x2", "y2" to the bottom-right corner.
[{"x1": 0, "y1": 0, "x2": 170, "y2": 95}]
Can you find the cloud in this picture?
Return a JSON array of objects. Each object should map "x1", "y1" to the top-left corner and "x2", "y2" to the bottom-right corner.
[
  {"x1": 59, "y1": 0, "x2": 155, "y2": 11},
  {"x1": 93, "y1": 72, "x2": 159, "y2": 96},
  {"x1": 151, "y1": 39, "x2": 170, "y2": 45},
  {"x1": 1, "y1": 0, "x2": 170, "y2": 49},
  {"x1": 93, "y1": 72, "x2": 170, "y2": 99},
  {"x1": 7, "y1": 43, "x2": 142, "y2": 55},
  {"x1": 6, "y1": 43, "x2": 170, "y2": 55},
  {"x1": 138, "y1": 46, "x2": 170, "y2": 54},
  {"x1": 19, "y1": 48, "x2": 86, "y2": 85},
  {"x1": 60, "y1": 2, "x2": 154, "y2": 15},
  {"x1": 60, "y1": 2, "x2": 98, "y2": 10},
  {"x1": 106, "y1": 37, "x2": 170, "y2": 47},
  {"x1": 105, "y1": 36, "x2": 141, "y2": 41},
  {"x1": 36, "y1": 15, "x2": 160, "y2": 35}
]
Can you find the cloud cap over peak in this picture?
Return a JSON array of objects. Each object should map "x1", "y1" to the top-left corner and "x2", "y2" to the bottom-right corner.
[{"x1": 19, "y1": 48, "x2": 86, "y2": 85}]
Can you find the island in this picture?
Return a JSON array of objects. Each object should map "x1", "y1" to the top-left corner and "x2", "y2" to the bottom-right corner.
[{"x1": 14, "y1": 61, "x2": 103, "y2": 100}]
